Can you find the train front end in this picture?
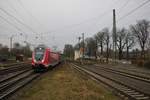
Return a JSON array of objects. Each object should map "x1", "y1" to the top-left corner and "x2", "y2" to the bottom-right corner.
[{"x1": 32, "y1": 46, "x2": 48, "y2": 72}]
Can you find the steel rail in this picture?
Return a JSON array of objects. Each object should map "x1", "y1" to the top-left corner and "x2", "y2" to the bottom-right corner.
[
  {"x1": 0, "y1": 69, "x2": 40, "y2": 100},
  {"x1": 93, "y1": 65, "x2": 150, "y2": 83},
  {"x1": 70, "y1": 63, "x2": 150, "y2": 100},
  {"x1": 0, "y1": 63, "x2": 31, "y2": 75}
]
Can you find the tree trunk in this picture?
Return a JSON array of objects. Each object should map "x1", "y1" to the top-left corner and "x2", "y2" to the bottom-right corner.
[
  {"x1": 141, "y1": 47, "x2": 145, "y2": 59},
  {"x1": 106, "y1": 43, "x2": 109, "y2": 63},
  {"x1": 119, "y1": 48, "x2": 122, "y2": 60},
  {"x1": 95, "y1": 50, "x2": 97, "y2": 60},
  {"x1": 118, "y1": 39, "x2": 122, "y2": 60},
  {"x1": 126, "y1": 46, "x2": 129, "y2": 60},
  {"x1": 100, "y1": 42, "x2": 103, "y2": 55}
]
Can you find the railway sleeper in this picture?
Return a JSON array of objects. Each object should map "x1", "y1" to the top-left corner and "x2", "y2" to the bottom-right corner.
[
  {"x1": 131, "y1": 94, "x2": 144, "y2": 97},
  {"x1": 0, "y1": 69, "x2": 30, "y2": 83},
  {"x1": 71, "y1": 64, "x2": 150, "y2": 100},
  {"x1": 130, "y1": 93, "x2": 150, "y2": 100},
  {"x1": 121, "y1": 88, "x2": 131, "y2": 91},
  {"x1": 135, "y1": 96, "x2": 150, "y2": 100},
  {"x1": 0, "y1": 70, "x2": 33, "y2": 92},
  {"x1": 0, "y1": 74, "x2": 38, "y2": 100},
  {"x1": 124, "y1": 90, "x2": 135, "y2": 93},
  {"x1": 127, "y1": 92, "x2": 139, "y2": 95}
]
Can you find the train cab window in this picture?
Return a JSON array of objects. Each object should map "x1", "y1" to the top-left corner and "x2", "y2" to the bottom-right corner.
[{"x1": 34, "y1": 47, "x2": 45, "y2": 61}]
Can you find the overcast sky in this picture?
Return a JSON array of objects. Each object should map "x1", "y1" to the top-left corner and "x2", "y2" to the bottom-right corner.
[{"x1": 0, "y1": 0, "x2": 150, "y2": 51}]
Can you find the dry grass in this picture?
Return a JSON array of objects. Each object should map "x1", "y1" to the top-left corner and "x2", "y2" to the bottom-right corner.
[{"x1": 10, "y1": 63, "x2": 119, "y2": 100}]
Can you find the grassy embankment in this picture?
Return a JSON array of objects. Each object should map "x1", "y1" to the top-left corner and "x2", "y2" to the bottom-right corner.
[{"x1": 10, "y1": 63, "x2": 119, "y2": 100}]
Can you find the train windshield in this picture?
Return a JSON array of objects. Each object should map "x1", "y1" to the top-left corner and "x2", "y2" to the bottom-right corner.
[{"x1": 34, "y1": 47, "x2": 45, "y2": 61}]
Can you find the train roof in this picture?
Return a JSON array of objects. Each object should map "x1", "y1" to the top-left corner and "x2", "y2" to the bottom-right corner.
[
  {"x1": 35, "y1": 44, "x2": 61, "y2": 53},
  {"x1": 37, "y1": 44, "x2": 47, "y2": 48}
]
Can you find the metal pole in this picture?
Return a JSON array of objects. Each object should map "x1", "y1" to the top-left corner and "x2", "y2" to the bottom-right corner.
[
  {"x1": 10, "y1": 36, "x2": 13, "y2": 57},
  {"x1": 78, "y1": 37, "x2": 81, "y2": 63},
  {"x1": 10, "y1": 36, "x2": 12, "y2": 51},
  {"x1": 82, "y1": 33, "x2": 85, "y2": 59},
  {"x1": 113, "y1": 9, "x2": 117, "y2": 62},
  {"x1": 78, "y1": 37, "x2": 81, "y2": 50}
]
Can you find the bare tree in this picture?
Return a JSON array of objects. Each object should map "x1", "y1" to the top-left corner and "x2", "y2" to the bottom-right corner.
[
  {"x1": 146, "y1": 38, "x2": 150, "y2": 60},
  {"x1": 125, "y1": 32, "x2": 135, "y2": 60},
  {"x1": 63, "y1": 44, "x2": 74, "y2": 59},
  {"x1": 103, "y1": 28, "x2": 110, "y2": 63},
  {"x1": 95, "y1": 30, "x2": 105, "y2": 56},
  {"x1": 130, "y1": 19, "x2": 150, "y2": 59},
  {"x1": 116, "y1": 28, "x2": 127, "y2": 60},
  {"x1": 85, "y1": 37, "x2": 97, "y2": 59},
  {"x1": 0, "y1": 44, "x2": 2, "y2": 49},
  {"x1": 146, "y1": 38, "x2": 150, "y2": 50},
  {"x1": 0, "y1": 45, "x2": 9, "y2": 55}
]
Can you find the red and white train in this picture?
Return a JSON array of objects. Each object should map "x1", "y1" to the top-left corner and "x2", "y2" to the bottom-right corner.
[{"x1": 31, "y1": 45, "x2": 61, "y2": 72}]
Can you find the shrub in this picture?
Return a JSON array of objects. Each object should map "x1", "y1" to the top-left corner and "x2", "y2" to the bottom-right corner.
[
  {"x1": 137, "y1": 59, "x2": 145, "y2": 67},
  {"x1": 144, "y1": 61, "x2": 150, "y2": 68},
  {"x1": 131, "y1": 60, "x2": 137, "y2": 64}
]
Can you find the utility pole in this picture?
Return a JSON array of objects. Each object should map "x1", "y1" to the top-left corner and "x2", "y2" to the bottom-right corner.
[
  {"x1": 78, "y1": 36, "x2": 81, "y2": 64},
  {"x1": 9, "y1": 33, "x2": 23, "y2": 57},
  {"x1": 95, "y1": 38, "x2": 98, "y2": 60},
  {"x1": 113, "y1": 9, "x2": 117, "y2": 62},
  {"x1": 9, "y1": 35, "x2": 14, "y2": 57},
  {"x1": 10, "y1": 36, "x2": 13, "y2": 52},
  {"x1": 82, "y1": 33, "x2": 85, "y2": 59},
  {"x1": 78, "y1": 37, "x2": 81, "y2": 49}
]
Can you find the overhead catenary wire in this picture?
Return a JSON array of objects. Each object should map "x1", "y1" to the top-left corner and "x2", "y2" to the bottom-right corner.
[
  {"x1": 38, "y1": 0, "x2": 131, "y2": 36},
  {"x1": 6, "y1": 0, "x2": 20, "y2": 15},
  {"x1": 118, "y1": 0, "x2": 130, "y2": 13},
  {"x1": 17, "y1": 0, "x2": 44, "y2": 29},
  {"x1": 40, "y1": 9, "x2": 112, "y2": 35},
  {"x1": 108, "y1": 0, "x2": 121, "y2": 9},
  {"x1": 1, "y1": 0, "x2": 121, "y2": 36},
  {"x1": 1, "y1": 0, "x2": 149, "y2": 38},
  {"x1": 41, "y1": 0, "x2": 150, "y2": 36},
  {"x1": 6, "y1": 0, "x2": 31, "y2": 27},
  {"x1": 0, "y1": 23, "x2": 16, "y2": 35},
  {"x1": 106, "y1": 0, "x2": 150, "y2": 29},
  {"x1": 1, "y1": 0, "x2": 30, "y2": 34},
  {"x1": 0, "y1": 15, "x2": 23, "y2": 32},
  {"x1": 118, "y1": 0, "x2": 150, "y2": 22},
  {"x1": 0, "y1": 7, "x2": 37, "y2": 33}
]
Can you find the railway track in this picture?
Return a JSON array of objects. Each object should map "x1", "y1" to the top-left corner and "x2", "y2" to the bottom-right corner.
[
  {"x1": 0, "y1": 68, "x2": 40, "y2": 100},
  {"x1": 0, "y1": 62, "x2": 30, "y2": 68},
  {"x1": 0, "y1": 62, "x2": 40, "y2": 100},
  {"x1": 0, "y1": 63, "x2": 31, "y2": 75},
  {"x1": 70, "y1": 63, "x2": 150, "y2": 100},
  {"x1": 93, "y1": 65, "x2": 150, "y2": 83},
  {"x1": 94, "y1": 64, "x2": 150, "y2": 79}
]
